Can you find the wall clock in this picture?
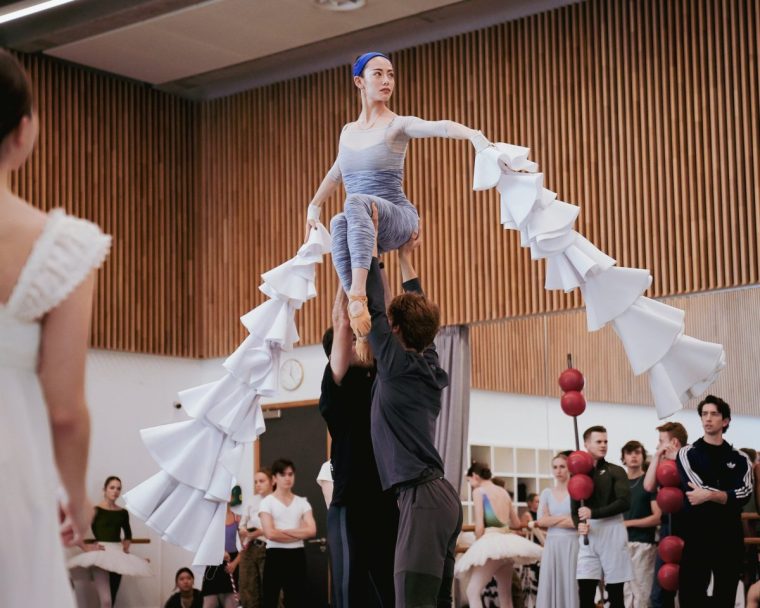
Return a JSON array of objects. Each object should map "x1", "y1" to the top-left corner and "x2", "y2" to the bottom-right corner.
[{"x1": 279, "y1": 358, "x2": 304, "y2": 391}]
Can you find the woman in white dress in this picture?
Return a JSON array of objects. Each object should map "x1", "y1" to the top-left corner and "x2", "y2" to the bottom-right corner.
[
  {"x1": 455, "y1": 462, "x2": 543, "y2": 608},
  {"x1": 0, "y1": 49, "x2": 111, "y2": 607},
  {"x1": 535, "y1": 452, "x2": 579, "y2": 608}
]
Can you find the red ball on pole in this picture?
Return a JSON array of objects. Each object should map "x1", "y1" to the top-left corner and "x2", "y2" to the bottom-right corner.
[
  {"x1": 656, "y1": 460, "x2": 680, "y2": 487},
  {"x1": 656, "y1": 486, "x2": 685, "y2": 514},
  {"x1": 657, "y1": 563, "x2": 680, "y2": 591},
  {"x1": 560, "y1": 391, "x2": 586, "y2": 417},
  {"x1": 559, "y1": 368, "x2": 585, "y2": 392},
  {"x1": 658, "y1": 536, "x2": 685, "y2": 564},
  {"x1": 568, "y1": 473, "x2": 594, "y2": 501},
  {"x1": 567, "y1": 450, "x2": 594, "y2": 475}
]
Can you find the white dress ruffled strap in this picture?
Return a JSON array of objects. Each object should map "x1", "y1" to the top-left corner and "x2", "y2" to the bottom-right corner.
[{"x1": 5, "y1": 209, "x2": 111, "y2": 322}]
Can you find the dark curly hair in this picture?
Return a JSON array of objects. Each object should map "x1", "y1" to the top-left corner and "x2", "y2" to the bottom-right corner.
[
  {"x1": 388, "y1": 293, "x2": 440, "y2": 352},
  {"x1": 698, "y1": 394, "x2": 732, "y2": 431}
]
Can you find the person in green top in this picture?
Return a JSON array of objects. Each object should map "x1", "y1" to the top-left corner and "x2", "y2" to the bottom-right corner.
[
  {"x1": 621, "y1": 440, "x2": 661, "y2": 607},
  {"x1": 571, "y1": 426, "x2": 633, "y2": 608}
]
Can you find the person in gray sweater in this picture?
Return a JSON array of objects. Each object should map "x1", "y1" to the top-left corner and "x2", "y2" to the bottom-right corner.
[{"x1": 364, "y1": 216, "x2": 462, "y2": 608}]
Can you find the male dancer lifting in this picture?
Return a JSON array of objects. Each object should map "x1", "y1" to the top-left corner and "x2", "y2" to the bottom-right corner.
[{"x1": 365, "y1": 214, "x2": 462, "y2": 608}]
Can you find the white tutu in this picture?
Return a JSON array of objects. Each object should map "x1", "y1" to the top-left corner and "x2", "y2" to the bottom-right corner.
[
  {"x1": 455, "y1": 528, "x2": 542, "y2": 575},
  {"x1": 67, "y1": 542, "x2": 152, "y2": 577}
]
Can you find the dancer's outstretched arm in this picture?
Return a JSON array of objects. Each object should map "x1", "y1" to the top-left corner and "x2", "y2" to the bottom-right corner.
[
  {"x1": 305, "y1": 158, "x2": 342, "y2": 238},
  {"x1": 396, "y1": 116, "x2": 491, "y2": 152}
]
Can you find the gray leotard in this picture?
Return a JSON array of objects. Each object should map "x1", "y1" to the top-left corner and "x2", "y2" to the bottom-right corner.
[{"x1": 328, "y1": 115, "x2": 480, "y2": 292}]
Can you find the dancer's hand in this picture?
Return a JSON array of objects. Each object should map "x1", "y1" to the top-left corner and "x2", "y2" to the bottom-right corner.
[
  {"x1": 399, "y1": 221, "x2": 422, "y2": 259},
  {"x1": 304, "y1": 204, "x2": 321, "y2": 242},
  {"x1": 371, "y1": 203, "x2": 379, "y2": 257},
  {"x1": 577, "y1": 506, "x2": 591, "y2": 521},
  {"x1": 122, "y1": 539, "x2": 131, "y2": 553},
  {"x1": 578, "y1": 522, "x2": 590, "y2": 535},
  {"x1": 60, "y1": 498, "x2": 93, "y2": 547},
  {"x1": 371, "y1": 202, "x2": 379, "y2": 233},
  {"x1": 686, "y1": 482, "x2": 718, "y2": 505},
  {"x1": 332, "y1": 285, "x2": 349, "y2": 326},
  {"x1": 225, "y1": 561, "x2": 236, "y2": 574}
]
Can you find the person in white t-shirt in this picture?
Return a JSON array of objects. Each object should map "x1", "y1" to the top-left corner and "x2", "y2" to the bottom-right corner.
[
  {"x1": 258, "y1": 459, "x2": 317, "y2": 608},
  {"x1": 239, "y1": 468, "x2": 274, "y2": 608},
  {"x1": 316, "y1": 460, "x2": 333, "y2": 507}
]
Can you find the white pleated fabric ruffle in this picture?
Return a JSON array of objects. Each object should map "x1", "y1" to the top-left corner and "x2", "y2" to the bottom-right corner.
[
  {"x1": 473, "y1": 145, "x2": 725, "y2": 418},
  {"x1": 124, "y1": 224, "x2": 332, "y2": 565},
  {"x1": 455, "y1": 528, "x2": 543, "y2": 575}
]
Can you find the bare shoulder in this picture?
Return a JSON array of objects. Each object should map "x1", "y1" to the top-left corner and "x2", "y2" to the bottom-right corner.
[
  {"x1": 0, "y1": 195, "x2": 46, "y2": 236},
  {"x1": 748, "y1": 580, "x2": 760, "y2": 606}
]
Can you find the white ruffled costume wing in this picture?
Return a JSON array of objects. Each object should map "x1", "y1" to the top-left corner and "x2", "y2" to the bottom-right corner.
[
  {"x1": 473, "y1": 144, "x2": 725, "y2": 418},
  {"x1": 124, "y1": 224, "x2": 331, "y2": 565}
]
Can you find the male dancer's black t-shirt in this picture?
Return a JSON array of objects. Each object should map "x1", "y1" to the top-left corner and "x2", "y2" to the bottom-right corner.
[{"x1": 319, "y1": 364, "x2": 381, "y2": 506}]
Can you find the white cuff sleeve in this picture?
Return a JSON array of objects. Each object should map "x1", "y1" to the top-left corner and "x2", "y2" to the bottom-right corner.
[
  {"x1": 307, "y1": 204, "x2": 321, "y2": 222},
  {"x1": 470, "y1": 131, "x2": 492, "y2": 153}
]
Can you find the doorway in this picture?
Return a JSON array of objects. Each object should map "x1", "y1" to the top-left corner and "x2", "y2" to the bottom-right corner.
[{"x1": 257, "y1": 400, "x2": 330, "y2": 607}]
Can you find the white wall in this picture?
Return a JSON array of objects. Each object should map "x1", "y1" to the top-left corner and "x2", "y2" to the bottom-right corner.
[
  {"x1": 83, "y1": 347, "x2": 759, "y2": 606},
  {"x1": 469, "y1": 390, "x2": 760, "y2": 462}
]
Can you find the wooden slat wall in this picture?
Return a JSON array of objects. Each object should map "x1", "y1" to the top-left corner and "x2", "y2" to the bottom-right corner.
[
  {"x1": 11, "y1": 56, "x2": 201, "y2": 356},
  {"x1": 10, "y1": 0, "x2": 760, "y2": 358},
  {"x1": 471, "y1": 287, "x2": 760, "y2": 416},
  {"x1": 197, "y1": 0, "x2": 760, "y2": 356}
]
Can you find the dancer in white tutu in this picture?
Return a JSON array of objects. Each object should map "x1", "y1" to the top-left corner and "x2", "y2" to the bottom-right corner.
[
  {"x1": 535, "y1": 452, "x2": 579, "y2": 608},
  {"x1": 68, "y1": 476, "x2": 151, "y2": 607},
  {"x1": 456, "y1": 462, "x2": 542, "y2": 608}
]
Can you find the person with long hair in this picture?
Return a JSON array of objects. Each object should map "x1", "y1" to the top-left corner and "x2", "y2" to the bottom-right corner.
[
  {"x1": 67, "y1": 476, "x2": 152, "y2": 607},
  {"x1": 455, "y1": 462, "x2": 542, "y2": 608},
  {"x1": 238, "y1": 469, "x2": 275, "y2": 608},
  {"x1": 164, "y1": 568, "x2": 203, "y2": 608},
  {"x1": 0, "y1": 48, "x2": 111, "y2": 607},
  {"x1": 304, "y1": 51, "x2": 491, "y2": 360},
  {"x1": 536, "y1": 453, "x2": 578, "y2": 608}
]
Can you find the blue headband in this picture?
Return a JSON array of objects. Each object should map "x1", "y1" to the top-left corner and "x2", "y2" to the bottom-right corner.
[{"x1": 352, "y1": 52, "x2": 389, "y2": 78}]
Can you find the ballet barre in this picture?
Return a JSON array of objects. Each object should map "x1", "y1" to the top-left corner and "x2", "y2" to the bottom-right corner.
[{"x1": 83, "y1": 538, "x2": 151, "y2": 544}]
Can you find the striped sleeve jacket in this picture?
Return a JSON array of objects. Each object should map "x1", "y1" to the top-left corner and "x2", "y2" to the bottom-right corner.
[{"x1": 677, "y1": 437, "x2": 753, "y2": 511}]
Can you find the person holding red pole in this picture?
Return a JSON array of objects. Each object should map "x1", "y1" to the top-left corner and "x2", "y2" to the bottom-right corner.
[{"x1": 571, "y1": 426, "x2": 633, "y2": 608}]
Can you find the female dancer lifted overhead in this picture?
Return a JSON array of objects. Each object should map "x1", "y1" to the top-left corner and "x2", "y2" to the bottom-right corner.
[{"x1": 305, "y1": 52, "x2": 491, "y2": 359}]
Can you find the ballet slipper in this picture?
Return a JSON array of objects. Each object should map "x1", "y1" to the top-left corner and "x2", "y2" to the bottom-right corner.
[
  {"x1": 354, "y1": 335, "x2": 373, "y2": 364},
  {"x1": 348, "y1": 295, "x2": 371, "y2": 336}
]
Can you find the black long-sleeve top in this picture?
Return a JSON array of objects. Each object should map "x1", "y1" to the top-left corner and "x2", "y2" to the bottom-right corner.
[
  {"x1": 91, "y1": 506, "x2": 132, "y2": 542},
  {"x1": 366, "y1": 258, "x2": 449, "y2": 491},
  {"x1": 571, "y1": 459, "x2": 631, "y2": 526}
]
